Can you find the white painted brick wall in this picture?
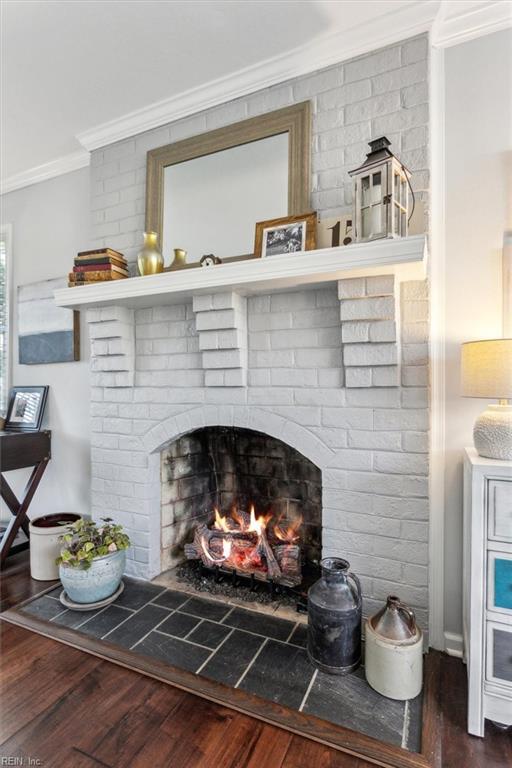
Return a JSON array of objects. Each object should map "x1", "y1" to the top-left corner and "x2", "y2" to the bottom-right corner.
[
  {"x1": 84, "y1": 33, "x2": 430, "y2": 631},
  {"x1": 88, "y1": 35, "x2": 429, "y2": 264},
  {"x1": 86, "y1": 280, "x2": 430, "y2": 632}
]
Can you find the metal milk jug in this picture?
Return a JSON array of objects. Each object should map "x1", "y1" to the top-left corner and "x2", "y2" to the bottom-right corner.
[
  {"x1": 307, "y1": 558, "x2": 362, "y2": 675},
  {"x1": 365, "y1": 595, "x2": 423, "y2": 700}
]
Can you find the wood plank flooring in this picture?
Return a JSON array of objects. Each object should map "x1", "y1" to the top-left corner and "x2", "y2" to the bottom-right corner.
[{"x1": 1, "y1": 551, "x2": 510, "y2": 768}]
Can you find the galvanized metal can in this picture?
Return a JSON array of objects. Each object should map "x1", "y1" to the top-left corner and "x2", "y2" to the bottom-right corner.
[{"x1": 307, "y1": 557, "x2": 362, "y2": 675}]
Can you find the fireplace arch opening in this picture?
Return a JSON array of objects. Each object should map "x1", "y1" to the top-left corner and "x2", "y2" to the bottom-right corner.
[{"x1": 161, "y1": 426, "x2": 322, "y2": 589}]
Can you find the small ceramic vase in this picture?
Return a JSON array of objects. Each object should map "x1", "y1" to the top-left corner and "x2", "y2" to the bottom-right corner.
[
  {"x1": 137, "y1": 231, "x2": 164, "y2": 275},
  {"x1": 170, "y1": 248, "x2": 187, "y2": 270}
]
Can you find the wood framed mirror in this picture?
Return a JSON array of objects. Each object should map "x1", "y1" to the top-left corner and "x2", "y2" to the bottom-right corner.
[{"x1": 145, "y1": 102, "x2": 311, "y2": 268}]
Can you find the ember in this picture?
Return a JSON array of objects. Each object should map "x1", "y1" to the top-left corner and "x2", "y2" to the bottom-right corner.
[{"x1": 184, "y1": 504, "x2": 303, "y2": 587}]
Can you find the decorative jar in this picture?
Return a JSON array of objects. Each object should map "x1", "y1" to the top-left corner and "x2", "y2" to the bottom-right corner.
[
  {"x1": 29, "y1": 513, "x2": 81, "y2": 581},
  {"x1": 365, "y1": 595, "x2": 423, "y2": 700},
  {"x1": 170, "y1": 248, "x2": 187, "y2": 270},
  {"x1": 137, "y1": 231, "x2": 164, "y2": 275},
  {"x1": 307, "y1": 557, "x2": 362, "y2": 674}
]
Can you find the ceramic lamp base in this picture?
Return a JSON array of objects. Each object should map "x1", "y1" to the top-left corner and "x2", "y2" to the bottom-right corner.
[{"x1": 474, "y1": 404, "x2": 512, "y2": 461}]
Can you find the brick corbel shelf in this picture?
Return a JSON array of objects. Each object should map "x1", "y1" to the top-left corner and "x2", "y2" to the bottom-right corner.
[{"x1": 55, "y1": 236, "x2": 426, "y2": 389}]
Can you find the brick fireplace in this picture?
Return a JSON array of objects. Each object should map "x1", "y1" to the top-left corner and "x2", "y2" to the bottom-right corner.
[
  {"x1": 61, "y1": 32, "x2": 431, "y2": 631},
  {"x1": 87, "y1": 273, "x2": 429, "y2": 631}
]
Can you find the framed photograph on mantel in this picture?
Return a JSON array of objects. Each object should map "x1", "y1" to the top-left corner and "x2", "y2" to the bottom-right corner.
[
  {"x1": 254, "y1": 212, "x2": 317, "y2": 259},
  {"x1": 4, "y1": 386, "x2": 49, "y2": 432}
]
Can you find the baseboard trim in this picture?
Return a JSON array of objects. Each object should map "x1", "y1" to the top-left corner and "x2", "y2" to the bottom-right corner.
[{"x1": 444, "y1": 632, "x2": 464, "y2": 658}]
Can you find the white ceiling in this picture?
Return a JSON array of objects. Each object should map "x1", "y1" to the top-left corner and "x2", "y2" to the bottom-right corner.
[{"x1": 1, "y1": 0, "x2": 510, "y2": 188}]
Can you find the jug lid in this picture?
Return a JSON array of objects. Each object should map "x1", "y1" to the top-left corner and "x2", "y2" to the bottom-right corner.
[{"x1": 369, "y1": 595, "x2": 419, "y2": 643}]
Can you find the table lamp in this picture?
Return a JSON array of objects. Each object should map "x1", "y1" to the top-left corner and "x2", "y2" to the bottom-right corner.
[{"x1": 461, "y1": 339, "x2": 512, "y2": 460}]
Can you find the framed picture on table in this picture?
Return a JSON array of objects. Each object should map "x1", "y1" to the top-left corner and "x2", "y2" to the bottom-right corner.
[{"x1": 4, "y1": 386, "x2": 49, "y2": 432}]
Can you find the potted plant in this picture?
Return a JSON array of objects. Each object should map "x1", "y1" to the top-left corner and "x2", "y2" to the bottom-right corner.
[{"x1": 56, "y1": 517, "x2": 130, "y2": 604}]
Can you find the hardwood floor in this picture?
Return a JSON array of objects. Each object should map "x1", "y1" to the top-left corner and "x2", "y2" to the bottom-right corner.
[{"x1": 1, "y1": 551, "x2": 510, "y2": 768}]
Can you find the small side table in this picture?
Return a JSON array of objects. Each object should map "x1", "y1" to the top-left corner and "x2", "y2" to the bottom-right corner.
[{"x1": 0, "y1": 430, "x2": 51, "y2": 567}]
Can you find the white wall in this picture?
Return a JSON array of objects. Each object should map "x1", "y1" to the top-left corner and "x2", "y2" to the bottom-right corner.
[
  {"x1": 443, "y1": 29, "x2": 512, "y2": 640},
  {"x1": 1, "y1": 167, "x2": 91, "y2": 521}
]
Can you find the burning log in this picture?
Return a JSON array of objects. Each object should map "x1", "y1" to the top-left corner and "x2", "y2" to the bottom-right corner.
[
  {"x1": 184, "y1": 505, "x2": 303, "y2": 588},
  {"x1": 255, "y1": 525, "x2": 281, "y2": 579},
  {"x1": 274, "y1": 544, "x2": 301, "y2": 577}
]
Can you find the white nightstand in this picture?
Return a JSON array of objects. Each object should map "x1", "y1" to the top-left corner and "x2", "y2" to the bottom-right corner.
[{"x1": 463, "y1": 447, "x2": 512, "y2": 736}]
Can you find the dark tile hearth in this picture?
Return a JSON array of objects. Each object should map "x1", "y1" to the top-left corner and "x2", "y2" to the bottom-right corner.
[
  {"x1": 187, "y1": 619, "x2": 232, "y2": 649},
  {"x1": 136, "y1": 630, "x2": 211, "y2": 672},
  {"x1": 238, "y1": 639, "x2": 314, "y2": 709},
  {"x1": 303, "y1": 667, "x2": 413, "y2": 750},
  {"x1": 51, "y1": 606, "x2": 101, "y2": 629},
  {"x1": 182, "y1": 596, "x2": 231, "y2": 622},
  {"x1": 105, "y1": 604, "x2": 170, "y2": 647},
  {"x1": 113, "y1": 580, "x2": 166, "y2": 610},
  {"x1": 201, "y1": 629, "x2": 265, "y2": 686},
  {"x1": 158, "y1": 610, "x2": 201, "y2": 639},
  {"x1": 288, "y1": 622, "x2": 308, "y2": 648},
  {"x1": 152, "y1": 588, "x2": 190, "y2": 611},
  {"x1": 22, "y1": 595, "x2": 70, "y2": 621},
  {"x1": 222, "y1": 606, "x2": 295, "y2": 641},
  {"x1": 18, "y1": 577, "x2": 423, "y2": 753},
  {"x1": 78, "y1": 604, "x2": 131, "y2": 637}
]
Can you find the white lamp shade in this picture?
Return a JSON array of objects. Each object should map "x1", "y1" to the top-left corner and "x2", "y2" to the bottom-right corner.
[{"x1": 461, "y1": 339, "x2": 512, "y2": 399}]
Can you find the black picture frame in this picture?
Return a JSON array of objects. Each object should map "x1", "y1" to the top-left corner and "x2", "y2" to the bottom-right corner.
[{"x1": 4, "y1": 386, "x2": 49, "y2": 432}]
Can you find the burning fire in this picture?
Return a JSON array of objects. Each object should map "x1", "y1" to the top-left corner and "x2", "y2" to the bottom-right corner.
[
  {"x1": 213, "y1": 504, "x2": 302, "y2": 543},
  {"x1": 214, "y1": 507, "x2": 232, "y2": 532},
  {"x1": 187, "y1": 502, "x2": 303, "y2": 586},
  {"x1": 274, "y1": 513, "x2": 302, "y2": 543}
]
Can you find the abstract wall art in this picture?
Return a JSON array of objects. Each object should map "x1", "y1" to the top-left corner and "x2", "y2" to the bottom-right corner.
[{"x1": 18, "y1": 277, "x2": 79, "y2": 364}]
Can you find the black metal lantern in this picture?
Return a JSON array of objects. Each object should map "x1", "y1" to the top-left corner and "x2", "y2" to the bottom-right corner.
[{"x1": 349, "y1": 137, "x2": 412, "y2": 242}]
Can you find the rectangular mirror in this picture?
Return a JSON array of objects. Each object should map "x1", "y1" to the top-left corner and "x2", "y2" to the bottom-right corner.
[{"x1": 146, "y1": 102, "x2": 311, "y2": 268}]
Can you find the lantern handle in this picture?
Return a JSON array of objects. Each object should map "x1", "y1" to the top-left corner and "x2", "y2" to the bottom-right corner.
[{"x1": 401, "y1": 163, "x2": 416, "y2": 224}]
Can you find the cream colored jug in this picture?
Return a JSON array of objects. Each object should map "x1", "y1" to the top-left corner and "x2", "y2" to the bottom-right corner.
[{"x1": 365, "y1": 595, "x2": 423, "y2": 700}]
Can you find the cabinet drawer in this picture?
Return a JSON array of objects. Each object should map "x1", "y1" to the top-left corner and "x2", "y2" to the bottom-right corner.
[
  {"x1": 488, "y1": 480, "x2": 512, "y2": 543},
  {"x1": 488, "y1": 551, "x2": 512, "y2": 615},
  {"x1": 486, "y1": 621, "x2": 512, "y2": 687}
]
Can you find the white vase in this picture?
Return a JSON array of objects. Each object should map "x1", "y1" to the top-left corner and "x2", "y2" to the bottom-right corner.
[{"x1": 29, "y1": 513, "x2": 81, "y2": 581}]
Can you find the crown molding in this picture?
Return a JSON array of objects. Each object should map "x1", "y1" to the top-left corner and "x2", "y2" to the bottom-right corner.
[
  {"x1": 1, "y1": 149, "x2": 90, "y2": 196},
  {"x1": 3, "y1": 1, "x2": 511, "y2": 191},
  {"x1": 77, "y1": 2, "x2": 438, "y2": 151},
  {"x1": 432, "y1": 0, "x2": 512, "y2": 48}
]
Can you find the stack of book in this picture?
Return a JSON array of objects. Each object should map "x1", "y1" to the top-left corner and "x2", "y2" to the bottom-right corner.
[{"x1": 69, "y1": 248, "x2": 129, "y2": 287}]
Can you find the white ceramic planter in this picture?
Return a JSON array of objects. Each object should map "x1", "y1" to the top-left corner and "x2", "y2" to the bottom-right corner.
[
  {"x1": 59, "y1": 550, "x2": 126, "y2": 603},
  {"x1": 364, "y1": 619, "x2": 423, "y2": 700},
  {"x1": 29, "y1": 513, "x2": 81, "y2": 581}
]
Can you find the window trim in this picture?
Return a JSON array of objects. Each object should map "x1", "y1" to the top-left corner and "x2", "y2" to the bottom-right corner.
[{"x1": 0, "y1": 222, "x2": 12, "y2": 416}]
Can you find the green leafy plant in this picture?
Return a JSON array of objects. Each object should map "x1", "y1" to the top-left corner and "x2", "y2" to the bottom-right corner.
[{"x1": 56, "y1": 517, "x2": 130, "y2": 570}]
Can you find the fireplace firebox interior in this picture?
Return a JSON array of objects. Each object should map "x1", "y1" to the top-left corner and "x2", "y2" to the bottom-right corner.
[{"x1": 161, "y1": 427, "x2": 322, "y2": 590}]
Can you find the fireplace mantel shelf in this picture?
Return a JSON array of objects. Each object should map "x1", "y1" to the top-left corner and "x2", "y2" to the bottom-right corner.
[{"x1": 54, "y1": 235, "x2": 426, "y2": 310}]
